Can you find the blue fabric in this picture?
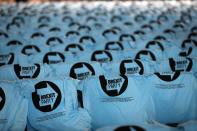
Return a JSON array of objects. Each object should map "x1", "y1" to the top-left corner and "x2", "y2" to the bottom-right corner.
[
  {"x1": 21, "y1": 77, "x2": 91, "y2": 131},
  {"x1": 0, "y1": 81, "x2": 28, "y2": 131},
  {"x1": 96, "y1": 121, "x2": 179, "y2": 131},
  {"x1": 48, "y1": 61, "x2": 104, "y2": 80},
  {"x1": 178, "y1": 121, "x2": 197, "y2": 131},
  {"x1": 101, "y1": 59, "x2": 155, "y2": 76},
  {"x1": 146, "y1": 72, "x2": 197, "y2": 124},
  {"x1": 81, "y1": 74, "x2": 155, "y2": 130},
  {"x1": 0, "y1": 63, "x2": 51, "y2": 81},
  {"x1": 0, "y1": 53, "x2": 16, "y2": 67},
  {"x1": 155, "y1": 57, "x2": 197, "y2": 78},
  {"x1": 78, "y1": 50, "x2": 121, "y2": 63}
]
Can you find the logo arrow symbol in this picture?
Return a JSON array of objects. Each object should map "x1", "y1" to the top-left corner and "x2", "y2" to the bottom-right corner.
[
  {"x1": 95, "y1": 53, "x2": 108, "y2": 60},
  {"x1": 37, "y1": 83, "x2": 58, "y2": 109},
  {"x1": 74, "y1": 64, "x2": 90, "y2": 74},
  {"x1": 48, "y1": 54, "x2": 61, "y2": 63}
]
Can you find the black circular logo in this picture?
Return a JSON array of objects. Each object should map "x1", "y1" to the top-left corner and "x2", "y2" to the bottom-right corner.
[
  {"x1": 46, "y1": 37, "x2": 63, "y2": 46},
  {"x1": 79, "y1": 36, "x2": 96, "y2": 45},
  {"x1": 169, "y1": 58, "x2": 193, "y2": 72},
  {"x1": 179, "y1": 47, "x2": 192, "y2": 57},
  {"x1": 6, "y1": 40, "x2": 23, "y2": 46},
  {"x1": 155, "y1": 71, "x2": 181, "y2": 82},
  {"x1": 105, "y1": 41, "x2": 124, "y2": 51},
  {"x1": 119, "y1": 59, "x2": 144, "y2": 75},
  {"x1": 65, "y1": 44, "x2": 84, "y2": 54},
  {"x1": 91, "y1": 50, "x2": 113, "y2": 63},
  {"x1": 99, "y1": 75, "x2": 128, "y2": 97},
  {"x1": 181, "y1": 39, "x2": 197, "y2": 48},
  {"x1": 70, "y1": 62, "x2": 95, "y2": 80},
  {"x1": 21, "y1": 45, "x2": 41, "y2": 56},
  {"x1": 135, "y1": 50, "x2": 156, "y2": 61},
  {"x1": 114, "y1": 125, "x2": 146, "y2": 131},
  {"x1": 14, "y1": 64, "x2": 41, "y2": 79},
  {"x1": 0, "y1": 31, "x2": 8, "y2": 39},
  {"x1": 0, "y1": 53, "x2": 15, "y2": 67},
  {"x1": 31, "y1": 32, "x2": 44, "y2": 39},
  {"x1": 43, "y1": 52, "x2": 65, "y2": 64},
  {"x1": 145, "y1": 41, "x2": 164, "y2": 52},
  {"x1": 32, "y1": 81, "x2": 62, "y2": 112},
  {"x1": 0, "y1": 88, "x2": 6, "y2": 111}
]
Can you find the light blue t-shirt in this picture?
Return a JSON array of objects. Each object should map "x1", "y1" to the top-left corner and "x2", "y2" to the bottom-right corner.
[
  {"x1": 78, "y1": 50, "x2": 121, "y2": 63},
  {"x1": 21, "y1": 77, "x2": 91, "y2": 131},
  {"x1": 26, "y1": 51, "x2": 75, "y2": 64},
  {"x1": 0, "y1": 53, "x2": 15, "y2": 67},
  {"x1": 101, "y1": 59, "x2": 155, "y2": 76},
  {"x1": 0, "y1": 63, "x2": 52, "y2": 81},
  {"x1": 96, "y1": 120, "x2": 179, "y2": 131},
  {"x1": 48, "y1": 61, "x2": 104, "y2": 80},
  {"x1": 155, "y1": 57, "x2": 197, "y2": 77},
  {"x1": 146, "y1": 72, "x2": 197, "y2": 124},
  {"x1": 81, "y1": 74, "x2": 155, "y2": 130},
  {"x1": 178, "y1": 121, "x2": 197, "y2": 131},
  {"x1": 0, "y1": 81, "x2": 28, "y2": 131}
]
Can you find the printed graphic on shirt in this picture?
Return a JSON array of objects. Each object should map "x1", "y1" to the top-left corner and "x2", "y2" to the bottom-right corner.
[
  {"x1": 155, "y1": 71, "x2": 181, "y2": 81},
  {"x1": 14, "y1": 64, "x2": 40, "y2": 79},
  {"x1": 0, "y1": 88, "x2": 5, "y2": 111},
  {"x1": 70, "y1": 62, "x2": 95, "y2": 80},
  {"x1": 154, "y1": 71, "x2": 184, "y2": 89},
  {"x1": 32, "y1": 81, "x2": 61, "y2": 112},
  {"x1": 0, "y1": 32, "x2": 8, "y2": 39},
  {"x1": 179, "y1": 47, "x2": 192, "y2": 57},
  {"x1": 105, "y1": 41, "x2": 124, "y2": 51},
  {"x1": 6, "y1": 40, "x2": 23, "y2": 46},
  {"x1": 99, "y1": 75, "x2": 128, "y2": 97},
  {"x1": 65, "y1": 44, "x2": 84, "y2": 54},
  {"x1": 120, "y1": 34, "x2": 136, "y2": 48},
  {"x1": 31, "y1": 32, "x2": 44, "y2": 39},
  {"x1": 43, "y1": 52, "x2": 65, "y2": 64},
  {"x1": 46, "y1": 37, "x2": 63, "y2": 46},
  {"x1": 91, "y1": 50, "x2": 113, "y2": 63},
  {"x1": 99, "y1": 75, "x2": 134, "y2": 102},
  {"x1": 135, "y1": 50, "x2": 156, "y2": 61},
  {"x1": 146, "y1": 41, "x2": 164, "y2": 52},
  {"x1": 21, "y1": 45, "x2": 41, "y2": 56},
  {"x1": 169, "y1": 58, "x2": 192, "y2": 72},
  {"x1": 119, "y1": 59, "x2": 144, "y2": 75},
  {"x1": 181, "y1": 39, "x2": 197, "y2": 48},
  {"x1": 79, "y1": 36, "x2": 95, "y2": 46},
  {"x1": 114, "y1": 125, "x2": 146, "y2": 131},
  {"x1": 49, "y1": 27, "x2": 61, "y2": 32},
  {"x1": 0, "y1": 53, "x2": 14, "y2": 67}
]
